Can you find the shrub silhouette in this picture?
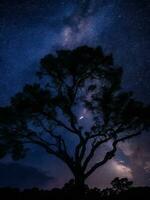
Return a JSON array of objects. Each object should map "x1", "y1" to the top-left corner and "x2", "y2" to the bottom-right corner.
[
  {"x1": 111, "y1": 177, "x2": 133, "y2": 193},
  {"x1": 0, "y1": 179, "x2": 150, "y2": 200}
]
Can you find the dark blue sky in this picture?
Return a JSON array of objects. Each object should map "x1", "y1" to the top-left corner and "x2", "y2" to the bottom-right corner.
[{"x1": 0, "y1": 0, "x2": 150, "y2": 189}]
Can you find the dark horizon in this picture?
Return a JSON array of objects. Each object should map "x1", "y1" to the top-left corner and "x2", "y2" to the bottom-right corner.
[{"x1": 0, "y1": 0, "x2": 150, "y2": 190}]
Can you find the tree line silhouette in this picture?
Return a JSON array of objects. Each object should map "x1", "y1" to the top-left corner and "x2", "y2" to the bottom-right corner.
[{"x1": 0, "y1": 177, "x2": 150, "y2": 200}]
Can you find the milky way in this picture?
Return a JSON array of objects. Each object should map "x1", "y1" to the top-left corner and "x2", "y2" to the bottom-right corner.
[{"x1": 0, "y1": 0, "x2": 150, "y2": 188}]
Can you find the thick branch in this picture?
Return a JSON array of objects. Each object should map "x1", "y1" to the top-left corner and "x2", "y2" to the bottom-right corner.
[
  {"x1": 75, "y1": 137, "x2": 85, "y2": 162},
  {"x1": 83, "y1": 118, "x2": 139, "y2": 170},
  {"x1": 85, "y1": 130, "x2": 142, "y2": 178},
  {"x1": 83, "y1": 137, "x2": 111, "y2": 171}
]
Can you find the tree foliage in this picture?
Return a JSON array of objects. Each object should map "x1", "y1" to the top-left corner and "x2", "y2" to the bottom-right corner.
[
  {"x1": 0, "y1": 46, "x2": 149, "y2": 187},
  {"x1": 111, "y1": 177, "x2": 133, "y2": 193}
]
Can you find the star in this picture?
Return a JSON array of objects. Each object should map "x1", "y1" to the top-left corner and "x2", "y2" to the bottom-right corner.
[{"x1": 79, "y1": 115, "x2": 84, "y2": 120}]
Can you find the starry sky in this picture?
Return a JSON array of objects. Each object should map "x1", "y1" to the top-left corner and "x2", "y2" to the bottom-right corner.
[{"x1": 0, "y1": 0, "x2": 150, "y2": 189}]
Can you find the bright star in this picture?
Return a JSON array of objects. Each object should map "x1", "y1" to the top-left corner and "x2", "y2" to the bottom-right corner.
[{"x1": 79, "y1": 116, "x2": 84, "y2": 120}]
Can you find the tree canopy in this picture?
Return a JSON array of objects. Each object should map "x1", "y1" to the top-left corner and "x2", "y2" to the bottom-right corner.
[{"x1": 0, "y1": 46, "x2": 150, "y2": 188}]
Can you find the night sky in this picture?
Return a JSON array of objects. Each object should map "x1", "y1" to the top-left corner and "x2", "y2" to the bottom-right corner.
[{"x1": 0, "y1": 0, "x2": 150, "y2": 189}]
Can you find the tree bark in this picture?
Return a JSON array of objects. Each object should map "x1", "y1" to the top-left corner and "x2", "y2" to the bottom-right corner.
[
  {"x1": 74, "y1": 174, "x2": 85, "y2": 189},
  {"x1": 73, "y1": 171, "x2": 87, "y2": 198}
]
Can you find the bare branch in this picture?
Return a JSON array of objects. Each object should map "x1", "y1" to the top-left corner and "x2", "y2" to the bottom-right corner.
[
  {"x1": 41, "y1": 111, "x2": 77, "y2": 134},
  {"x1": 83, "y1": 137, "x2": 111, "y2": 171},
  {"x1": 52, "y1": 117, "x2": 79, "y2": 134},
  {"x1": 85, "y1": 130, "x2": 142, "y2": 178}
]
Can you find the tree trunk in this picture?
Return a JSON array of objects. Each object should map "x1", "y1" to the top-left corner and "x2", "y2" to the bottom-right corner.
[
  {"x1": 74, "y1": 174, "x2": 85, "y2": 189},
  {"x1": 74, "y1": 173, "x2": 87, "y2": 198}
]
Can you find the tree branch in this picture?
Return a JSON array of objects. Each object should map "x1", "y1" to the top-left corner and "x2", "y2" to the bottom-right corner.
[
  {"x1": 24, "y1": 129, "x2": 75, "y2": 172},
  {"x1": 83, "y1": 137, "x2": 111, "y2": 171},
  {"x1": 85, "y1": 130, "x2": 142, "y2": 178}
]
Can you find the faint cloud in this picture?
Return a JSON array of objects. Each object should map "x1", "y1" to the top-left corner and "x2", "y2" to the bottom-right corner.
[
  {"x1": 111, "y1": 159, "x2": 133, "y2": 179},
  {"x1": 144, "y1": 162, "x2": 150, "y2": 172},
  {"x1": 119, "y1": 141, "x2": 134, "y2": 156},
  {"x1": 0, "y1": 162, "x2": 54, "y2": 189},
  {"x1": 87, "y1": 158, "x2": 133, "y2": 188}
]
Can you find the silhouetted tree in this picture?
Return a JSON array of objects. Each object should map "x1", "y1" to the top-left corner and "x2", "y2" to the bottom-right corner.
[
  {"x1": 0, "y1": 46, "x2": 150, "y2": 191},
  {"x1": 111, "y1": 177, "x2": 133, "y2": 193}
]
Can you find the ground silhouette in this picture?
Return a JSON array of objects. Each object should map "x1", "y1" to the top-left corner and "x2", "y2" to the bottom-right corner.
[{"x1": 0, "y1": 178, "x2": 150, "y2": 200}]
